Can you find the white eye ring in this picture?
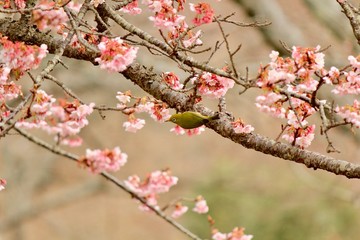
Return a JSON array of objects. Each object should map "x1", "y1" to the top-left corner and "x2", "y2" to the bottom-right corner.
[{"x1": 171, "y1": 118, "x2": 177, "y2": 123}]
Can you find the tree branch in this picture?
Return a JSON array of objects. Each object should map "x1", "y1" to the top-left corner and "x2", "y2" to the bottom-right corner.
[{"x1": 2, "y1": 14, "x2": 360, "y2": 180}]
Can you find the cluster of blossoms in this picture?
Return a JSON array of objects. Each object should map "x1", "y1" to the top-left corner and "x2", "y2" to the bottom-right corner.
[
  {"x1": 119, "y1": 0, "x2": 142, "y2": 15},
  {"x1": 189, "y1": 2, "x2": 214, "y2": 26},
  {"x1": 257, "y1": 46, "x2": 360, "y2": 148},
  {"x1": 124, "y1": 169, "x2": 178, "y2": 210},
  {"x1": 231, "y1": 118, "x2": 254, "y2": 134},
  {"x1": 32, "y1": 0, "x2": 81, "y2": 32},
  {"x1": 116, "y1": 91, "x2": 171, "y2": 133},
  {"x1": 256, "y1": 46, "x2": 326, "y2": 148},
  {"x1": 335, "y1": 99, "x2": 360, "y2": 128},
  {"x1": 212, "y1": 227, "x2": 253, "y2": 240},
  {"x1": 80, "y1": 147, "x2": 128, "y2": 174},
  {"x1": 192, "y1": 71, "x2": 235, "y2": 98},
  {"x1": 16, "y1": 90, "x2": 94, "y2": 147},
  {"x1": 0, "y1": 37, "x2": 48, "y2": 80},
  {"x1": 162, "y1": 72, "x2": 184, "y2": 90},
  {"x1": 331, "y1": 56, "x2": 360, "y2": 95},
  {"x1": 170, "y1": 125, "x2": 206, "y2": 136},
  {"x1": 171, "y1": 195, "x2": 209, "y2": 218},
  {"x1": 95, "y1": 37, "x2": 139, "y2": 72}
]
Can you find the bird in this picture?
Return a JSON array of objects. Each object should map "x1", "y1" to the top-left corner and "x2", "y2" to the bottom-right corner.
[{"x1": 167, "y1": 111, "x2": 219, "y2": 129}]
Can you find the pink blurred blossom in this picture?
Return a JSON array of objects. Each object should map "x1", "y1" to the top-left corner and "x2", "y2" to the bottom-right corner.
[
  {"x1": 171, "y1": 203, "x2": 188, "y2": 218},
  {"x1": 0, "y1": 178, "x2": 6, "y2": 192},
  {"x1": 193, "y1": 197, "x2": 209, "y2": 214},
  {"x1": 81, "y1": 147, "x2": 128, "y2": 174}
]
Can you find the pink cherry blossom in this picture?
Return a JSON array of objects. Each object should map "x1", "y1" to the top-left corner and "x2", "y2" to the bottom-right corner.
[
  {"x1": 135, "y1": 101, "x2": 155, "y2": 113},
  {"x1": 0, "y1": 37, "x2": 48, "y2": 78},
  {"x1": 331, "y1": 56, "x2": 360, "y2": 95},
  {"x1": 15, "y1": 0, "x2": 25, "y2": 9},
  {"x1": 255, "y1": 92, "x2": 286, "y2": 119},
  {"x1": 142, "y1": 0, "x2": 172, "y2": 12},
  {"x1": 182, "y1": 30, "x2": 203, "y2": 48},
  {"x1": 193, "y1": 196, "x2": 209, "y2": 214},
  {"x1": 32, "y1": 0, "x2": 81, "y2": 32},
  {"x1": 0, "y1": 178, "x2": 6, "y2": 192},
  {"x1": 232, "y1": 119, "x2": 254, "y2": 134},
  {"x1": 123, "y1": 116, "x2": 145, "y2": 132},
  {"x1": 124, "y1": 169, "x2": 178, "y2": 210},
  {"x1": 162, "y1": 72, "x2": 184, "y2": 90},
  {"x1": 116, "y1": 91, "x2": 131, "y2": 109},
  {"x1": 171, "y1": 203, "x2": 189, "y2": 218},
  {"x1": 81, "y1": 147, "x2": 128, "y2": 174},
  {"x1": 119, "y1": 0, "x2": 142, "y2": 15},
  {"x1": 95, "y1": 37, "x2": 138, "y2": 72},
  {"x1": 282, "y1": 125, "x2": 315, "y2": 148},
  {"x1": 192, "y1": 71, "x2": 234, "y2": 98},
  {"x1": 15, "y1": 90, "x2": 94, "y2": 146},
  {"x1": 335, "y1": 99, "x2": 360, "y2": 128},
  {"x1": 212, "y1": 227, "x2": 253, "y2": 240},
  {"x1": 189, "y1": 2, "x2": 214, "y2": 26},
  {"x1": 212, "y1": 231, "x2": 227, "y2": 240},
  {"x1": 148, "y1": 5, "x2": 185, "y2": 30},
  {"x1": 170, "y1": 125, "x2": 205, "y2": 136},
  {"x1": 149, "y1": 103, "x2": 171, "y2": 122}
]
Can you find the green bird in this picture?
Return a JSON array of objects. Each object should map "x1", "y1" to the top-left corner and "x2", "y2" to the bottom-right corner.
[{"x1": 167, "y1": 111, "x2": 219, "y2": 129}]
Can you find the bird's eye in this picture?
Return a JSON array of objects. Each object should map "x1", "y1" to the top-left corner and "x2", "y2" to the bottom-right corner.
[{"x1": 171, "y1": 118, "x2": 177, "y2": 123}]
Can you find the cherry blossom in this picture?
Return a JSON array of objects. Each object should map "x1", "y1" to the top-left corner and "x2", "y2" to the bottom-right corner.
[
  {"x1": 335, "y1": 99, "x2": 360, "y2": 128},
  {"x1": 189, "y1": 2, "x2": 214, "y2": 26},
  {"x1": 149, "y1": 103, "x2": 171, "y2": 122},
  {"x1": 212, "y1": 227, "x2": 253, "y2": 240},
  {"x1": 142, "y1": 0, "x2": 172, "y2": 12},
  {"x1": 119, "y1": 0, "x2": 142, "y2": 15},
  {"x1": 95, "y1": 37, "x2": 138, "y2": 72},
  {"x1": 282, "y1": 125, "x2": 315, "y2": 148},
  {"x1": 124, "y1": 169, "x2": 178, "y2": 210},
  {"x1": 15, "y1": 90, "x2": 94, "y2": 147},
  {"x1": 148, "y1": 5, "x2": 185, "y2": 30},
  {"x1": 193, "y1": 196, "x2": 209, "y2": 214},
  {"x1": 32, "y1": 0, "x2": 81, "y2": 32},
  {"x1": 162, "y1": 72, "x2": 184, "y2": 90},
  {"x1": 232, "y1": 119, "x2": 254, "y2": 134},
  {"x1": 80, "y1": 147, "x2": 128, "y2": 174},
  {"x1": 192, "y1": 71, "x2": 234, "y2": 98},
  {"x1": 255, "y1": 92, "x2": 286, "y2": 119},
  {"x1": 0, "y1": 178, "x2": 6, "y2": 191},
  {"x1": 116, "y1": 91, "x2": 131, "y2": 109},
  {"x1": 0, "y1": 37, "x2": 48, "y2": 78},
  {"x1": 123, "y1": 115, "x2": 146, "y2": 132},
  {"x1": 171, "y1": 203, "x2": 189, "y2": 218},
  {"x1": 331, "y1": 56, "x2": 360, "y2": 95},
  {"x1": 170, "y1": 125, "x2": 205, "y2": 136}
]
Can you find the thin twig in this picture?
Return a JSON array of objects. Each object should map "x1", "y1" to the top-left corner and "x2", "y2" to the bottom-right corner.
[{"x1": 13, "y1": 126, "x2": 204, "y2": 240}]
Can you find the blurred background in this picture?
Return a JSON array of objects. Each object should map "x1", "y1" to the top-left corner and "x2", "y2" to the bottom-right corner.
[{"x1": 1, "y1": 0, "x2": 360, "y2": 239}]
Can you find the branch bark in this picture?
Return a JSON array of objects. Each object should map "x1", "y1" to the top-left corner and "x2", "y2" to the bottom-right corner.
[{"x1": 1, "y1": 13, "x2": 360, "y2": 179}]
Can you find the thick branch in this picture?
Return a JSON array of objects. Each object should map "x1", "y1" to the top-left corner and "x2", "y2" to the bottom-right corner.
[
  {"x1": 122, "y1": 64, "x2": 360, "y2": 179},
  {"x1": 2, "y1": 17, "x2": 360, "y2": 179},
  {"x1": 337, "y1": 0, "x2": 360, "y2": 45}
]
